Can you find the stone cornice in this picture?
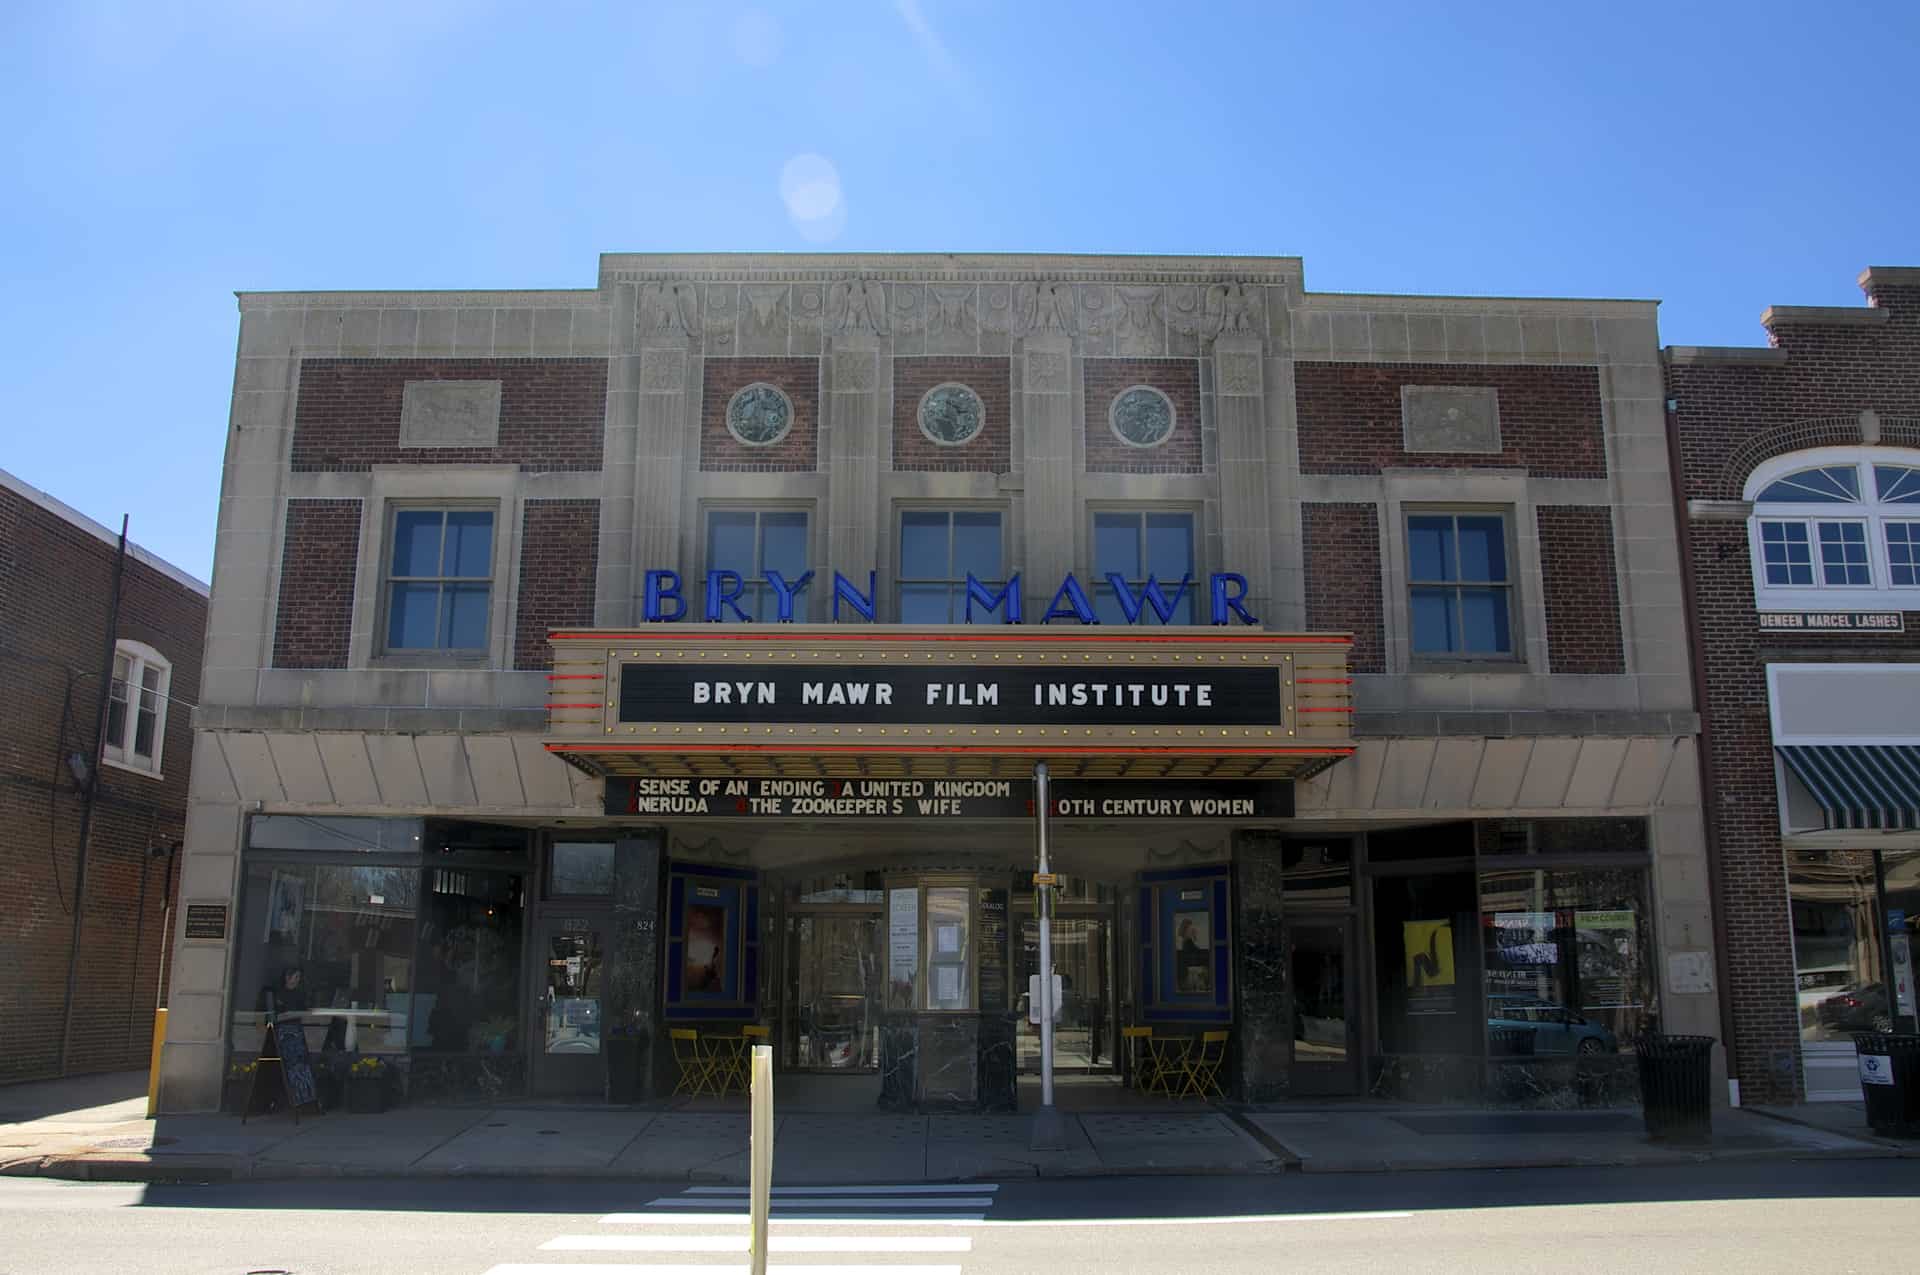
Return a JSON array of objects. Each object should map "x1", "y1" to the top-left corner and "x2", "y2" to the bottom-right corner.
[
  {"x1": 1664, "y1": 345, "x2": 1790, "y2": 366},
  {"x1": 236, "y1": 289, "x2": 598, "y2": 311},
  {"x1": 1860, "y1": 265, "x2": 1920, "y2": 290},
  {"x1": 1299, "y1": 291, "x2": 1656, "y2": 319},
  {"x1": 1761, "y1": 304, "x2": 1890, "y2": 329},
  {"x1": 597, "y1": 251, "x2": 1308, "y2": 287}
]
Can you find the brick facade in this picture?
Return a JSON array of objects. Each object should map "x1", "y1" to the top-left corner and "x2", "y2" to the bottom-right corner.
[
  {"x1": 514, "y1": 499, "x2": 600, "y2": 670},
  {"x1": 291, "y1": 357, "x2": 607, "y2": 472},
  {"x1": 1082, "y1": 358, "x2": 1203, "y2": 475},
  {"x1": 1301, "y1": 502, "x2": 1385, "y2": 673},
  {"x1": 1668, "y1": 267, "x2": 1920, "y2": 1104},
  {"x1": 1536, "y1": 505, "x2": 1625, "y2": 674},
  {"x1": 0, "y1": 481, "x2": 203, "y2": 1084},
  {"x1": 271, "y1": 499, "x2": 361, "y2": 670},
  {"x1": 1295, "y1": 362, "x2": 1606, "y2": 478},
  {"x1": 891, "y1": 357, "x2": 1011, "y2": 473},
  {"x1": 699, "y1": 358, "x2": 820, "y2": 472}
]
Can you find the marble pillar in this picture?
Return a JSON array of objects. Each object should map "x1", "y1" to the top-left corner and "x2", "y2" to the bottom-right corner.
[
  {"x1": 609, "y1": 831, "x2": 667, "y2": 1099},
  {"x1": 1233, "y1": 830, "x2": 1289, "y2": 1102},
  {"x1": 878, "y1": 1016, "x2": 916, "y2": 1110}
]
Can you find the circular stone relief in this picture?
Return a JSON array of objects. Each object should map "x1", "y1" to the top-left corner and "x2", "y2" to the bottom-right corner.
[
  {"x1": 918, "y1": 383, "x2": 986, "y2": 446},
  {"x1": 1109, "y1": 385, "x2": 1176, "y2": 447},
  {"x1": 725, "y1": 383, "x2": 794, "y2": 446}
]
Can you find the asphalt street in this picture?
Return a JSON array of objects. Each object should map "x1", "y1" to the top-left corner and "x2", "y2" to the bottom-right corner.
[{"x1": 2, "y1": 1160, "x2": 1916, "y2": 1275}]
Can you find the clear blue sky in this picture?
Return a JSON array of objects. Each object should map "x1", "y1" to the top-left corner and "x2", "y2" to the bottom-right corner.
[{"x1": 3, "y1": 1, "x2": 1916, "y2": 580}]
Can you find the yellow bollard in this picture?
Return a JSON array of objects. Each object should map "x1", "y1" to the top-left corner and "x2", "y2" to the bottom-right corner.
[
  {"x1": 145, "y1": 1008, "x2": 168, "y2": 1118},
  {"x1": 749, "y1": 1044, "x2": 773, "y2": 1275}
]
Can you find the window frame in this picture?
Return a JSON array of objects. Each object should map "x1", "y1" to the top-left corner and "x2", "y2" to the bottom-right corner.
[
  {"x1": 701, "y1": 503, "x2": 815, "y2": 622},
  {"x1": 376, "y1": 501, "x2": 499, "y2": 659},
  {"x1": 1087, "y1": 505, "x2": 1202, "y2": 626},
  {"x1": 1745, "y1": 447, "x2": 1920, "y2": 610},
  {"x1": 1402, "y1": 506, "x2": 1522, "y2": 663},
  {"x1": 893, "y1": 505, "x2": 1009, "y2": 623},
  {"x1": 103, "y1": 639, "x2": 171, "y2": 779}
]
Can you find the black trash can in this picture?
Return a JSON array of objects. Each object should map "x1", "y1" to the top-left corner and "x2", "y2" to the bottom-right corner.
[
  {"x1": 1635, "y1": 1033, "x2": 1714, "y2": 1143},
  {"x1": 1852, "y1": 1034, "x2": 1920, "y2": 1137}
]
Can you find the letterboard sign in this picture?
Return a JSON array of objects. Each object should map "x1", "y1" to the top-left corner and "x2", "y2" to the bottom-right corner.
[
  {"x1": 605, "y1": 776, "x2": 1293, "y2": 820},
  {"x1": 620, "y1": 663, "x2": 1282, "y2": 728}
]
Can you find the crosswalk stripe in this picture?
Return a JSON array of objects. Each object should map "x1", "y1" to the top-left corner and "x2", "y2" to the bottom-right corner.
[
  {"x1": 603, "y1": 1212, "x2": 987, "y2": 1225},
  {"x1": 649, "y1": 1196, "x2": 993, "y2": 1209},
  {"x1": 682, "y1": 1185, "x2": 1000, "y2": 1196},
  {"x1": 486, "y1": 1266, "x2": 963, "y2": 1275},
  {"x1": 542, "y1": 1235, "x2": 974, "y2": 1253}
]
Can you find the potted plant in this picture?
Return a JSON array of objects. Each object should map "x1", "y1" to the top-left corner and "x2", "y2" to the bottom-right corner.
[
  {"x1": 606, "y1": 1022, "x2": 647, "y2": 1104},
  {"x1": 223, "y1": 1059, "x2": 257, "y2": 1114},
  {"x1": 347, "y1": 1056, "x2": 389, "y2": 1114}
]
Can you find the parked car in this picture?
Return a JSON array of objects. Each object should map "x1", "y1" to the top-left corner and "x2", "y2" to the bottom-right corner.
[
  {"x1": 1486, "y1": 995, "x2": 1618, "y2": 1055},
  {"x1": 1815, "y1": 982, "x2": 1893, "y2": 1033}
]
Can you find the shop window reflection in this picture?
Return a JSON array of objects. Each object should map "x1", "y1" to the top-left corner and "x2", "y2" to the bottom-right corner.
[
  {"x1": 1789, "y1": 850, "x2": 1890, "y2": 1039},
  {"x1": 232, "y1": 862, "x2": 420, "y2": 1056},
  {"x1": 1477, "y1": 867, "x2": 1653, "y2": 1057},
  {"x1": 415, "y1": 868, "x2": 525, "y2": 1053}
]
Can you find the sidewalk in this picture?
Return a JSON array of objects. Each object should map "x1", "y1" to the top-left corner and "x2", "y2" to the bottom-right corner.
[{"x1": 3, "y1": 1071, "x2": 1908, "y2": 1184}]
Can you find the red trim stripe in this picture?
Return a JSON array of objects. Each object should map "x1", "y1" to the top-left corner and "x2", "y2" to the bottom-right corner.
[
  {"x1": 549, "y1": 741, "x2": 1354, "y2": 758},
  {"x1": 550, "y1": 629, "x2": 1350, "y2": 646},
  {"x1": 546, "y1": 703, "x2": 603, "y2": 710},
  {"x1": 1296, "y1": 677, "x2": 1353, "y2": 685},
  {"x1": 547, "y1": 673, "x2": 604, "y2": 680}
]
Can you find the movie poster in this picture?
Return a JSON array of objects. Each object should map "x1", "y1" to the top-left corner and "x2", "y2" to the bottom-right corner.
[
  {"x1": 683, "y1": 902, "x2": 726, "y2": 994},
  {"x1": 1404, "y1": 919, "x2": 1455, "y2": 1015},
  {"x1": 1574, "y1": 909, "x2": 1639, "y2": 1009}
]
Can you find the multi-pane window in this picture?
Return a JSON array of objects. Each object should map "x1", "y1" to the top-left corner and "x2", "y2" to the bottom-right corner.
[
  {"x1": 386, "y1": 508, "x2": 493, "y2": 651},
  {"x1": 706, "y1": 509, "x2": 809, "y2": 620},
  {"x1": 1747, "y1": 453, "x2": 1920, "y2": 600},
  {"x1": 1092, "y1": 510, "x2": 1195, "y2": 624},
  {"x1": 104, "y1": 641, "x2": 170, "y2": 776},
  {"x1": 898, "y1": 510, "x2": 1004, "y2": 622},
  {"x1": 1407, "y1": 512, "x2": 1515, "y2": 658}
]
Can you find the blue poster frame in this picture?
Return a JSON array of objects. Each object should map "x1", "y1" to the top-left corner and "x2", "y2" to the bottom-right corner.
[
  {"x1": 1138, "y1": 865, "x2": 1231, "y2": 1024},
  {"x1": 665, "y1": 862, "x2": 760, "y2": 1021}
]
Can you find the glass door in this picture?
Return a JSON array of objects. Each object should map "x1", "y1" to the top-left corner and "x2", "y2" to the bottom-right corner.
[
  {"x1": 786, "y1": 913, "x2": 881, "y2": 1071},
  {"x1": 1288, "y1": 919, "x2": 1359, "y2": 1095},
  {"x1": 531, "y1": 913, "x2": 606, "y2": 1096},
  {"x1": 1016, "y1": 916, "x2": 1116, "y2": 1073}
]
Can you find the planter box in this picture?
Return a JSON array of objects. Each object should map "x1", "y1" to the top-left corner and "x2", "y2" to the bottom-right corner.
[{"x1": 346, "y1": 1076, "x2": 388, "y2": 1114}]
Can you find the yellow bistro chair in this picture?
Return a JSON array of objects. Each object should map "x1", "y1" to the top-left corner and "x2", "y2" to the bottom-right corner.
[
  {"x1": 1177, "y1": 1030, "x2": 1229, "y2": 1100},
  {"x1": 670, "y1": 1028, "x2": 719, "y2": 1098},
  {"x1": 715, "y1": 1025, "x2": 769, "y2": 1093},
  {"x1": 735, "y1": 1024, "x2": 770, "y2": 1092},
  {"x1": 1122, "y1": 1026, "x2": 1161, "y2": 1093}
]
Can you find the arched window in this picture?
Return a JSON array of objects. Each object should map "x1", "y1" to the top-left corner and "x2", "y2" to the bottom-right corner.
[
  {"x1": 1745, "y1": 446, "x2": 1920, "y2": 608},
  {"x1": 104, "y1": 639, "x2": 171, "y2": 778}
]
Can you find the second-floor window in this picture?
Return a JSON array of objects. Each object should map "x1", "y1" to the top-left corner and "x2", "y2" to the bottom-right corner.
[
  {"x1": 898, "y1": 510, "x2": 1005, "y2": 622},
  {"x1": 1092, "y1": 510, "x2": 1196, "y2": 623},
  {"x1": 1407, "y1": 510, "x2": 1516, "y2": 658},
  {"x1": 707, "y1": 508, "x2": 809, "y2": 620},
  {"x1": 1747, "y1": 449, "x2": 1920, "y2": 605},
  {"x1": 386, "y1": 507, "x2": 494, "y2": 652},
  {"x1": 104, "y1": 640, "x2": 170, "y2": 777}
]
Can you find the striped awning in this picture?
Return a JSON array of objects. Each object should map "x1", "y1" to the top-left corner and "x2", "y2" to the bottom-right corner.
[{"x1": 1777, "y1": 745, "x2": 1920, "y2": 831}]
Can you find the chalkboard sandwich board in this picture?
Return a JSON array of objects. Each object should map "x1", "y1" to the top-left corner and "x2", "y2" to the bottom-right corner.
[{"x1": 242, "y1": 1015, "x2": 325, "y2": 1123}]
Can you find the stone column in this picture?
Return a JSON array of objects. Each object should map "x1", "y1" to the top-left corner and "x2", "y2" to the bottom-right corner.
[
  {"x1": 1232, "y1": 830, "x2": 1289, "y2": 1102},
  {"x1": 827, "y1": 332, "x2": 882, "y2": 586},
  {"x1": 1212, "y1": 333, "x2": 1274, "y2": 625},
  {"x1": 596, "y1": 283, "x2": 644, "y2": 625},
  {"x1": 627, "y1": 289, "x2": 695, "y2": 621},
  {"x1": 1019, "y1": 333, "x2": 1075, "y2": 613},
  {"x1": 608, "y1": 831, "x2": 667, "y2": 1099}
]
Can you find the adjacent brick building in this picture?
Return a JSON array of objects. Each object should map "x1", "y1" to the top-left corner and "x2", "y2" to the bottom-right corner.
[
  {"x1": 1667, "y1": 265, "x2": 1920, "y2": 1106},
  {"x1": 0, "y1": 468, "x2": 207, "y2": 1085},
  {"x1": 159, "y1": 255, "x2": 1713, "y2": 1120}
]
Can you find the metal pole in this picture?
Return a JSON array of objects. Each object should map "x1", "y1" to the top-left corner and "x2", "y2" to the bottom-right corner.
[
  {"x1": 1036, "y1": 762, "x2": 1056, "y2": 1110},
  {"x1": 60, "y1": 514, "x2": 128, "y2": 1075},
  {"x1": 749, "y1": 1043, "x2": 773, "y2": 1275},
  {"x1": 1030, "y1": 762, "x2": 1066, "y2": 1149}
]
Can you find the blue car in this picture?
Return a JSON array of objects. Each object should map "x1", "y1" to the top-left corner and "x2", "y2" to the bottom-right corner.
[{"x1": 1487, "y1": 995, "x2": 1619, "y2": 1055}]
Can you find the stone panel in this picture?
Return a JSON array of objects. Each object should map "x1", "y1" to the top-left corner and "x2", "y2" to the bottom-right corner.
[
  {"x1": 399, "y1": 380, "x2": 502, "y2": 448},
  {"x1": 1401, "y1": 385, "x2": 1500, "y2": 453}
]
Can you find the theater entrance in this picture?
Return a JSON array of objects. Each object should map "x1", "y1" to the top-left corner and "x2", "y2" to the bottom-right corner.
[{"x1": 1014, "y1": 886, "x2": 1119, "y2": 1076}]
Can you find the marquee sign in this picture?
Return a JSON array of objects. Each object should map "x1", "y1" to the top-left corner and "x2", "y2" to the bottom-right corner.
[
  {"x1": 604, "y1": 776, "x2": 1295, "y2": 820},
  {"x1": 544, "y1": 624, "x2": 1355, "y2": 781}
]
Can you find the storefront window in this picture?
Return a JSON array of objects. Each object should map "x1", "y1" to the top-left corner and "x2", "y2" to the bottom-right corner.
[
  {"x1": 1789, "y1": 850, "x2": 1889, "y2": 1041},
  {"x1": 1478, "y1": 866, "x2": 1653, "y2": 1056},
  {"x1": 232, "y1": 860, "x2": 420, "y2": 1056},
  {"x1": 414, "y1": 867, "x2": 525, "y2": 1053},
  {"x1": 1371, "y1": 870, "x2": 1480, "y2": 1056}
]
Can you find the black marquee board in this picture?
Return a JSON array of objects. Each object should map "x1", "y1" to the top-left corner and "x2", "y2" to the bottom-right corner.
[{"x1": 242, "y1": 1016, "x2": 323, "y2": 1124}]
